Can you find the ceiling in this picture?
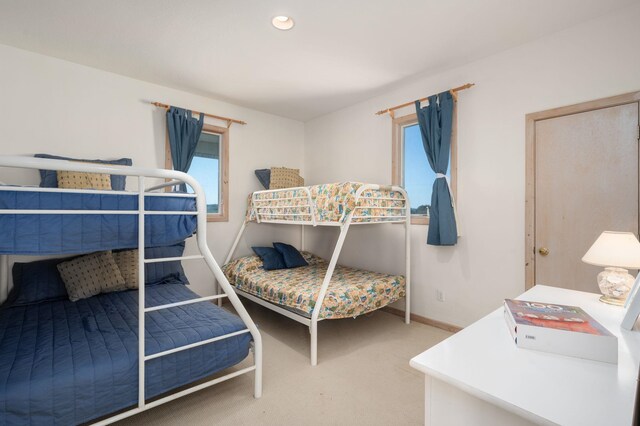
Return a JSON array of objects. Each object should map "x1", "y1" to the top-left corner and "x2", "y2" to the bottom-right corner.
[{"x1": 0, "y1": 0, "x2": 634, "y2": 121}]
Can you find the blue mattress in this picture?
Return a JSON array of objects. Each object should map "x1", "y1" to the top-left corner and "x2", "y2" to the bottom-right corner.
[
  {"x1": 0, "y1": 284, "x2": 252, "y2": 425},
  {"x1": 0, "y1": 189, "x2": 197, "y2": 255}
]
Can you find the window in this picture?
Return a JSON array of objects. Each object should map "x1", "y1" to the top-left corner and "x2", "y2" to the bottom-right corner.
[
  {"x1": 166, "y1": 123, "x2": 229, "y2": 222},
  {"x1": 392, "y1": 114, "x2": 456, "y2": 225}
]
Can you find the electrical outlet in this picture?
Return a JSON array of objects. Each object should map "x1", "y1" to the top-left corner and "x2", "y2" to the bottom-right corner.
[{"x1": 436, "y1": 289, "x2": 445, "y2": 302}]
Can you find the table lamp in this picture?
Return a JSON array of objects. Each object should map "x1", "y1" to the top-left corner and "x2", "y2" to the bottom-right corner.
[{"x1": 582, "y1": 231, "x2": 640, "y2": 306}]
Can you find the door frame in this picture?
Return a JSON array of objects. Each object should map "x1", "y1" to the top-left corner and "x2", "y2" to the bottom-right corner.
[{"x1": 525, "y1": 91, "x2": 640, "y2": 290}]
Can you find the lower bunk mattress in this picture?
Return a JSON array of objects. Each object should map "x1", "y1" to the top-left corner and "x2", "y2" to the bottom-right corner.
[
  {"x1": 223, "y1": 252, "x2": 405, "y2": 319},
  {"x1": 0, "y1": 283, "x2": 252, "y2": 425}
]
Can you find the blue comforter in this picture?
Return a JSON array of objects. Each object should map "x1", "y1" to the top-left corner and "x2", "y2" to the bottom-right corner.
[
  {"x1": 0, "y1": 284, "x2": 252, "y2": 425},
  {"x1": 0, "y1": 189, "x2": 197, "y2": 255}
]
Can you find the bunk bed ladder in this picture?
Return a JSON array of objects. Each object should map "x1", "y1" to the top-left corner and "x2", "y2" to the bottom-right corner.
[
  {"x1": 131, "y1": 175, "x2": 262, "y2": 418},
  {"x1": 308, "y1": 184, "x2": 411, "y2": 366}
]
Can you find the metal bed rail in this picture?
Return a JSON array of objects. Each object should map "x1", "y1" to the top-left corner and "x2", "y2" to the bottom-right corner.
[
  {"x1": 248, "y1": 184, "x2": 408, "y2": 226},
  {"x1": 225, "y1": 183, "x2": 411, "y2": 366},
  {"x1": 0, "y1": 156, "x2": 262, "y2": 425},
  {"x1": 251, "y1": 186, "x2": 317, "y2": 226}
]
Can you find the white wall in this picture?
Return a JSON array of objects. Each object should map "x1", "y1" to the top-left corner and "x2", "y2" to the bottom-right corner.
[
  {"x1": 0, "y1": 44, "x2": 304, "y2": 296},
  {"x1": 303, "y1": 4, "x2": 640, "y2": 327}
]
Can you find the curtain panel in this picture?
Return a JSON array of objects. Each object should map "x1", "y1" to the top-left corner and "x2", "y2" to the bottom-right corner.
[
  {"x1": 415, "y1": 91, "x2": 457, "y2": 246},
  {"x1": 167, "y1": 106, "x2": 204, "y2": 192}
]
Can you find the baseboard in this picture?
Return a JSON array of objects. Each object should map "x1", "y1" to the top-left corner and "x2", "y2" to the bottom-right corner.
[
  {"x1": 226, "y1": 297, "x2": 462, "y2": 333},
  {"x1": 382, "y1": 306, "x2": 463, "y2": 333}
]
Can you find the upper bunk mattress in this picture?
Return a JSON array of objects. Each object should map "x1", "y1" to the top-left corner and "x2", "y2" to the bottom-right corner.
[
  {"x1": 0, "y1": 188, "x2": 197, "y2": 254},
  {"x1": 246, "y1": 182, "x2": 406, "y2": 224},
  {"x1": 0, "y1": 283, "x2": 252, "y2": 425},
  {"x1": 223, "y1": 252, "x2": 405, "y2": 319}
]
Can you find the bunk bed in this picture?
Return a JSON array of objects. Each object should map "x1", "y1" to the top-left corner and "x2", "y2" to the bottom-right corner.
[
  {"x1": 0, "y1": 156, "x2": 262, "y2": 425},
  {"x1": 224, "y1": 182, "x2": 410, "y2": 366}
]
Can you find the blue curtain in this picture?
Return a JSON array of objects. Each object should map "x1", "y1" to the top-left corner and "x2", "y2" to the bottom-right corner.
[
  {"x1": 415, "y1": 91, "x2": 457, "y2": 246},
  {"x1": 166, "y1": 106, "x2": 204, "y2": 192}
]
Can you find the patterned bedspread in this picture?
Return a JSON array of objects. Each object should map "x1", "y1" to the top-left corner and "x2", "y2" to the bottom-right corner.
[
  {"x1": 246, "y1": 182, "x2": 406, "y2": 223},
  {"x1": 222, "y1": 252, "x2": 405, "y2": 319}
]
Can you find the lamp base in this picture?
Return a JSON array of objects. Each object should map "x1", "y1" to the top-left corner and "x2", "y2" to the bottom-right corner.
[
  {"x1": 598, "y1": 295, "x2": 626, "y2": 306},
  {"x1": 597, "y1": 267, "x2": 634, "y2": 306}
]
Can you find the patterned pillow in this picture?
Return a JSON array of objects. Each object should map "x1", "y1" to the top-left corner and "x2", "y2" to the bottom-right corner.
[
  {"x1": 112, "y1": 244, "x2": 188, "y2": 288},
  {"x1": 112, "y1": 249, "x2": 139, "y2": 289},
  {"x1": 144, "y1": 243, "x2": 188, "y2": 285},
  {"x1": 269, "y1": 167, "x2": 304, "y2": 189},
  {"x1": 57, "y1": 251, "x2": 126, "y2": 302},
  {"x1": 57, "y1": 170, "x2": 112, "y2": 190},
  {"x1": 34, "y1": 154, "x2": 132, "y2": 190}
]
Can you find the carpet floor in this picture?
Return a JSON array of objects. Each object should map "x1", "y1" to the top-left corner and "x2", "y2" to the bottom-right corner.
[{"x1": 115, "y1": 303, "x2": 452, "y2": 426}]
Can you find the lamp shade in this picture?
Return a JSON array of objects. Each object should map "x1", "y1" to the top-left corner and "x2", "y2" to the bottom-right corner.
[{"x1": 582, "y1": 231, "x2": 640, "y2": 269}]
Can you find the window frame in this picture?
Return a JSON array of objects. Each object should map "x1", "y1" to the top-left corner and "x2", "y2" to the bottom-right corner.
[
  {"x1": 392, "y1": 113, "x2": 457, "y2": 226},
  {"x1": 165, "y1": 123, "x2": 229, "y2": 222}
]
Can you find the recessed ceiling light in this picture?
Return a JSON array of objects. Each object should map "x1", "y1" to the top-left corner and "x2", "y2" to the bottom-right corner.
[{"x1": 272, "y1": 16, "x2": 294, "y2": 31}]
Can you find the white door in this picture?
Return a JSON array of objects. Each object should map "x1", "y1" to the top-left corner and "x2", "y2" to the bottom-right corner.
[{"x1": 534, "y1": 102, "x2": 639, "y2": 292}]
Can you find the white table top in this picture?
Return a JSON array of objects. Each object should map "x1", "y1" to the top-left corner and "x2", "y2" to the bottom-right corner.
[{"x1": 410, "y1": 285, "x2": 640, "y2": 426}]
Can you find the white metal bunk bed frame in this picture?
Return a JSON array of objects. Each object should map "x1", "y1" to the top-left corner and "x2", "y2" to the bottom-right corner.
[
  {"x1": 225, "y1": 184, "x2": 411, "y2": 366},
  {"x1": 0, "y1": 156, "x2": 262, "y2": 425}
]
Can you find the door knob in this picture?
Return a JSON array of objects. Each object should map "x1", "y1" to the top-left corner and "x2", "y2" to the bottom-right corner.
[{"x1": 538, "y1": 247, "x2": 549, "y2": 256}]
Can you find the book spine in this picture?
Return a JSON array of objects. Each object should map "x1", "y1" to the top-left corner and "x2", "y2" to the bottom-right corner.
[
  {"x1": 514, "y1": 323, "x2": 618, "y2": 364},
  {"x1": 503, "y1": 304, "x2": 518, "y2": 344}
]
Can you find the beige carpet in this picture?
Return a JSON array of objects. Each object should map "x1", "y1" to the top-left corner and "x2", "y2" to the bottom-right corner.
[{"x1": 115, "y1": 303, "x2": 451, "y2": 426}]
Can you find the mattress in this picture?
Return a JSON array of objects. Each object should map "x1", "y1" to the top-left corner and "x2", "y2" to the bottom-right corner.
[
  {"x1": 246, "y1": 182, "x2": 406, "y2": 224},
  {"x1": 0, "y1": 188, "x2": 197, "y2": 255},
  {"x1": 0, "y1": 284, "x2": 252, "y2": 425},
  {"x1": 223, "y1": 252, "x2": 405, "y2": 319}
]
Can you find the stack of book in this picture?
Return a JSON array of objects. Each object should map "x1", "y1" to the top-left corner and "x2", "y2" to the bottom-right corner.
[{"x1": 503, "y1": 299, "x2": 618, "y2": 364}]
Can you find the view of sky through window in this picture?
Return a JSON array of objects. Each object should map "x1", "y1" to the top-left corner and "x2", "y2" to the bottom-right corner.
[
  {"x1": 186, "y1": 132, "x2": 220, "y2": 214},
  {"x1": 187, "y1": 157, "x2": 219, "y2": 212},
  {"x1": 403, "y1": 123, "x2": 449, "y2": 216}
]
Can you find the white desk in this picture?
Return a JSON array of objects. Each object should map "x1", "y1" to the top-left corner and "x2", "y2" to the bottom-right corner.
[{"x1": 410, "y1": 285, "x2": 640, "y2": 426}]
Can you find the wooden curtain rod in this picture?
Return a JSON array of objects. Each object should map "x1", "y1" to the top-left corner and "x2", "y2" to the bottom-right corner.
[
  {"x1": 150, "y1": 101, "x2": 247, "y2": 127},
  {"x1": 375, "y1": 83, "x2": 475, "y2": 117}
]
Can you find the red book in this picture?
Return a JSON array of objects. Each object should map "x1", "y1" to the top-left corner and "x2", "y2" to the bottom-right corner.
[{"x1": 504, "y1": 299, "x2": 617, "y2": 363}]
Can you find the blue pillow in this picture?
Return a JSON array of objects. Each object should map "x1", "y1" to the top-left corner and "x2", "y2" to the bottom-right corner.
[
  {"x1": 8, "y1": 258, "x2": 70, "y2": 307},
  {"x1": 252, "y1": 246, "x2": 286, "y2": 270},
  {"x1": 144, "y1": 242, "x2": 189, "y2": 285},
  {"x1": 273, "y1": 242, "x2": 308, "y2": 268},
  {"x1": 254, "y1": 169, "x2": 271, "y2": 189},
  {"x1": 35, "y1": 154, "x2": 132, "y2": 191}
]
